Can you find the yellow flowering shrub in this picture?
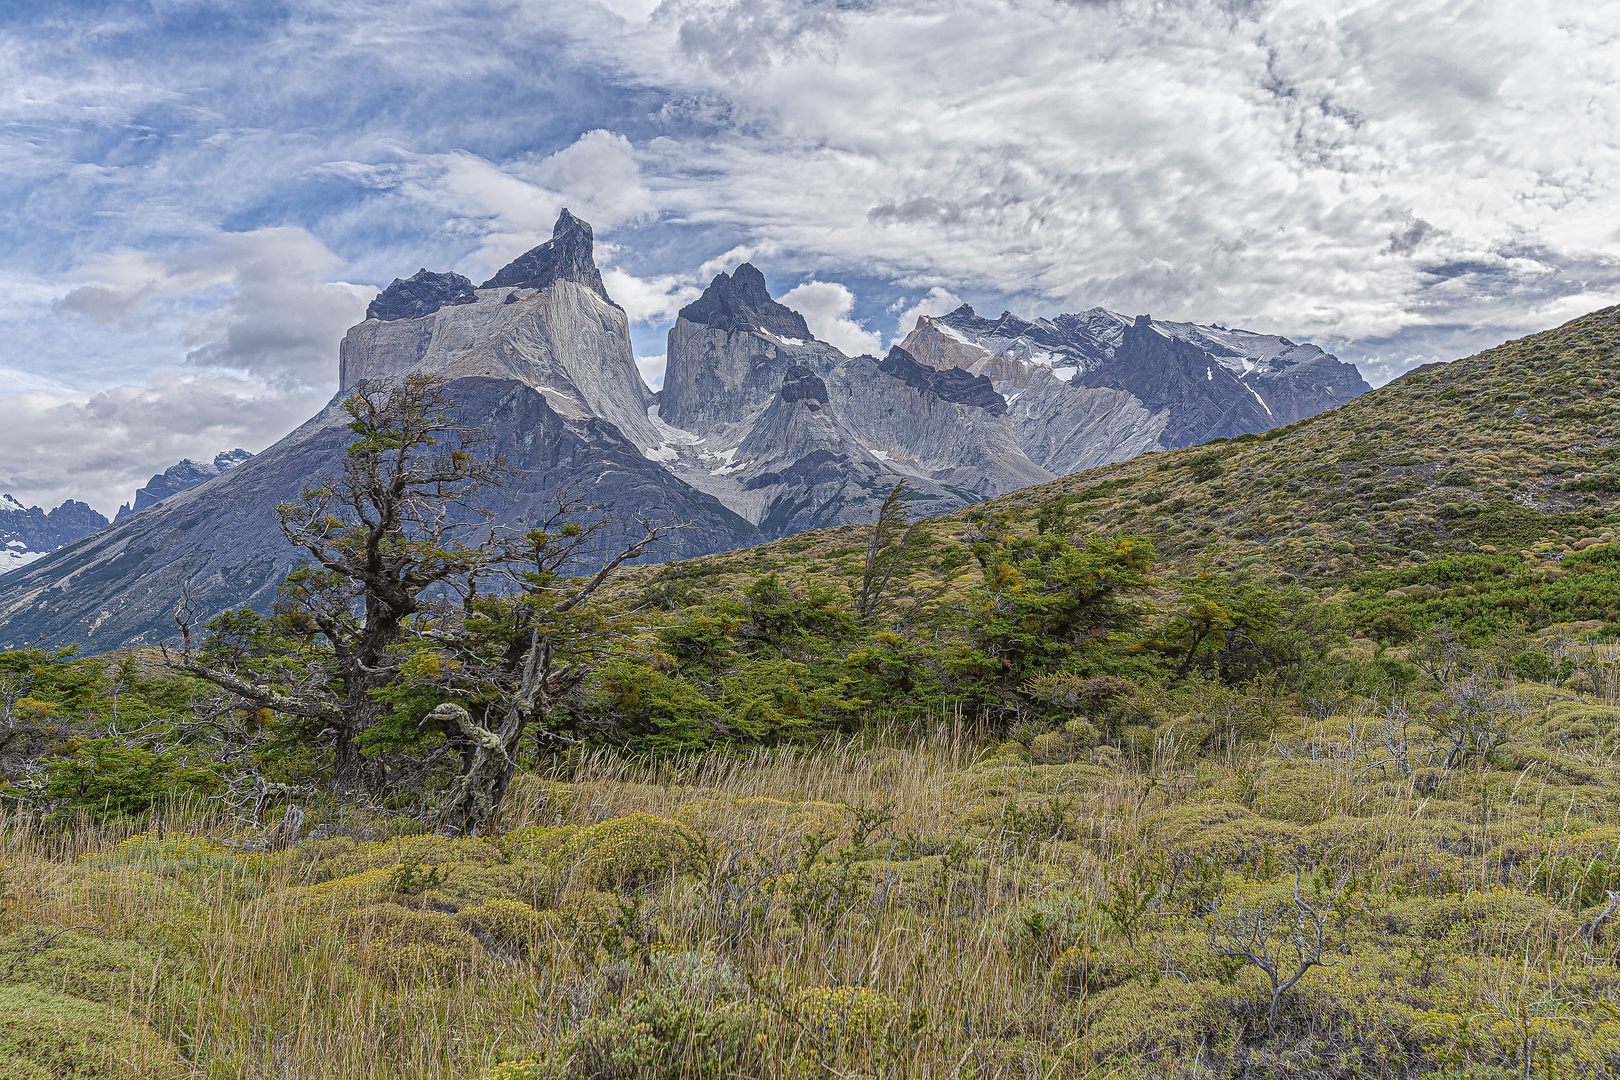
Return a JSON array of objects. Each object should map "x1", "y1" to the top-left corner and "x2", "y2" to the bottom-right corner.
[
  {"x1": 340, "y1": 903, "x2": 481, "y2": 985},
  {"x1": 550, "y1": 813, "x2": 699, "y2": 890},
  {"x1": 455, "y1": 898, "x2": 557, "y2": 961},
  {"x1": 1142, "y1": 802, "x2": 1305, "y2": 864},
  {"x1": 474, "y1": 1058, "x2": 543, "y2": 1080},
  {"x1": 793, "y1": 984, "x2": 901, "y2": 1037}
]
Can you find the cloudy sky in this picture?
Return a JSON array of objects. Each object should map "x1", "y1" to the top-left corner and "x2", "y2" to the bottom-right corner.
[{"x1": 3, "y1": 0, "x2": 1619, "y2": 514}]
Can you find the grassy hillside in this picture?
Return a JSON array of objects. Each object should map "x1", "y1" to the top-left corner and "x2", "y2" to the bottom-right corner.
[
  {"x1": 9, "y1": 308, "x2": 1620, "y2": 1078},
  {"x1": 622, "y1": 302, "x2": 1620, "y2": 644}
]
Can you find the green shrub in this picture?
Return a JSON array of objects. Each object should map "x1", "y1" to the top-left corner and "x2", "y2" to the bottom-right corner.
[
  {"x1": 0, "y1": 931, "x2": 172, "y2": 1011},
  {"x1": 43, "y1": 739, "x2": 220, "y2": 819},
  {"x1": 1028, "y1": 731, "x2": 1075, "y2": 764},
  {"x1": 455, "y1": 899, "x2": 556, "y2": 961},
  {"x1": 1367, "y1": 609, "x2": 1414, "y2": 644},
  {"x1": 552, "y1": 814, "x2": 700, "y2": 890},
  {"x1": 485, "y1": 987, "x2": 767, "y2": 1080},
  {"x1": 0, "y1": 983, "x2": 186, "y2": 1080}
]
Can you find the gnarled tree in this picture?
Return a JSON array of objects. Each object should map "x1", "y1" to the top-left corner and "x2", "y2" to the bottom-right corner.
[
  {"x1": 420, "y1": 497, "x2": 681, "y2": 836},
  {"x1": 172, "y1": 374, "x2": 507, "y2": 793}
]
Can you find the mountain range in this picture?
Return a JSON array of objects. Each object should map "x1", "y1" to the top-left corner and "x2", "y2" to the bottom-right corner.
[{"x1": 0, "y1": 210, "x2": 1368, "y2": 649}]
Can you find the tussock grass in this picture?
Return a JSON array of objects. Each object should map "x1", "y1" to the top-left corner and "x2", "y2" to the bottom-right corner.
[{"x1": 7, "y1": 703, "x2": 1620, "y2": 1077}]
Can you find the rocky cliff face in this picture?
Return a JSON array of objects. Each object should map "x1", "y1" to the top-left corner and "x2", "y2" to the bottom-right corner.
[
  {"x1": 651, "y1": 271, "x2": 1053, "y2": 533},
  {"x1": 0, "y1": 211, "x2": 1374, "y2": 648},
  {"x1": 900, "y1": 304, "x2": 1370, "y2": 469}
]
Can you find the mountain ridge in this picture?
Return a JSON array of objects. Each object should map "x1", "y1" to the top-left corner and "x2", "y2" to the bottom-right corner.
[{"x1": 0, "y1": 211, "x2": 1376, "y2": 649}]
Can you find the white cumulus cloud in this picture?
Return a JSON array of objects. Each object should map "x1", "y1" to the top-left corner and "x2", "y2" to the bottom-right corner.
[
  {"x1": 780, "y1": 281, "x2": 883, "y2": 357},
  {"x1": 54, "y1": 227, "x2": 370, "y2": 389},
  {"x1": 601, "y1": 269, "x2": 703, "y2": 324},
  {"x1": 0, "y1": 370, "x2": 326, "y2": 516}
]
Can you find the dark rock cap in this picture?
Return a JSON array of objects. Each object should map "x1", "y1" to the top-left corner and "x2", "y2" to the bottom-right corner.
[
  {"x1": 877, "y1": 346, "x2": 1006, "y2": 415},
  {"x1": 780, "y1": 364, "x2": 829, "y2": 406},
  {"x1": 480, "y1": 209, "x2": 617, "y2": 306},
  {"x1": 678, "y1": 263, "x2": 811, "y2": 339},
  {"x1": 367, "y1": 269, "x2": 478, "y2": 322}
]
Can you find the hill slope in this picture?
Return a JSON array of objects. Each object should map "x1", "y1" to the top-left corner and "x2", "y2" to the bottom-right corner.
[
  {"x1": 612, "y1": 303, "x2": 1620, "y2": 645},
  {"x1": 981, "y1": 301, "x2": 1620, "y2": 576}
]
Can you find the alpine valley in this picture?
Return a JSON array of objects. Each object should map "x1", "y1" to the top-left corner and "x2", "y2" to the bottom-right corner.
[{"x1": 0, "y1": 211, "x2": 1368, "y2": 649}]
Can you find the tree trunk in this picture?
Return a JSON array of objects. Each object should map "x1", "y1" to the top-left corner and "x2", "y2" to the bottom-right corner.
[
  {"x1": 333, "y1": 668, "x2": 389, "y2": 794},
  {"x1": 435, "y1": 703, "x2": 528, "y2": 837}
]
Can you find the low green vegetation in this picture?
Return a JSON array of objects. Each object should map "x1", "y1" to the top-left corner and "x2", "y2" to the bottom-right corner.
[{"x1": 6, "y1": 308, "x2": 1620, "y2": 1076}]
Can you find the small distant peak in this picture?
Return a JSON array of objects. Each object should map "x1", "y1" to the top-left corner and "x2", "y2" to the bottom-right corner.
[
  {"x1": 677, "y1": 263, "x2": 811, "y2": 339},
  {"x1": 480, "y1": 209, "x2": 617, "y2": 307},
  {"x1": 214, "y1": 449, "x2": 252, "y2": 472},
  {"x1": 367, "y1": 269, "x2": 477, "y2": 322},
  {"x1": 945, "y1": 303, "x2": 975, "y2": 319}
]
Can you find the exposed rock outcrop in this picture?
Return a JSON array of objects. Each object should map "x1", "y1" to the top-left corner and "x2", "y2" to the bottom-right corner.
[
  {"x1": 650, "y1": 274, "x2": 1054, "y2": 535},
  {"x1": 876, "y1": 346, "x2": 1006, "y2": 415},
  {"x1": 479, "y1": 209, "x2": 615, "y2": 306},
  {"x1": 676, "y1": 263, "x2": 810, "y2": 339},
  {"x1": 367, "y1": 270, "x2": 477, "y2": 322},
  {"x1": 117, "y1": 450, "x2": 253, "y2": 519}
]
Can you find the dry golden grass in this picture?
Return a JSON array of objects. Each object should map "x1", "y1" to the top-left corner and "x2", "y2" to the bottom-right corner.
[{"x1": 6, "y1": 703, "x2": 1620, "y2": 1078}]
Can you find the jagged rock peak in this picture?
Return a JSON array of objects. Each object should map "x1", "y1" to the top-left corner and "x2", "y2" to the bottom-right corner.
[
  {"x1": 367, "y1": 269, "x2": 477, "y2": 322},
  {"x1": 480, "y1": 209, "x2": 616, "y2": 306},
  {"x1": 877, "y1": 346, "x2": 1007, "y2": 416},
  {"x1": 678, "y1": 263, "x2": 811, "y2": 340},
  {"x1": 117, "y1": 449, "x2": 254, "y2": 519}
]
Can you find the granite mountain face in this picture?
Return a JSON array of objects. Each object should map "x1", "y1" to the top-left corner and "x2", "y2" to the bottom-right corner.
[
  {"x1": 0, "y1": 210, "x2": 1368, "y2": 648},
  {"x1": 653, "y1": 264, "x2": 1052, "y2": 533},
  {"x1": 0, "y1": 212, "x2": 751, "y2": 649},
  {"x1": 899, "y1": 305, "x2": 1371, "y2": 474}
]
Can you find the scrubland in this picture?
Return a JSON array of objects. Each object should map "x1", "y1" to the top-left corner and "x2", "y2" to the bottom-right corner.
[
  {"x1": 9, "y1": 671, "x2": 1620, "y2": 1079},
  {"x1": 11, "y1": 309, "x2": 1620, "y2": 1078}
]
